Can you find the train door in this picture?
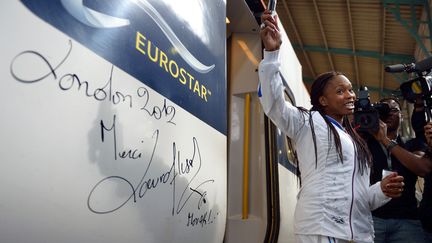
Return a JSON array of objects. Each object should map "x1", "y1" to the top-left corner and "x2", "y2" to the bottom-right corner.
[{"x1": 225, "y1": 1, "x2": 310, "y2": 242}]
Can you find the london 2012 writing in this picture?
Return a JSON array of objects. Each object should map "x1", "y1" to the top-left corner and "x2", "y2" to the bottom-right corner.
[{"x1": 10, "y1": 40, "x2": 176, "y2": 125}]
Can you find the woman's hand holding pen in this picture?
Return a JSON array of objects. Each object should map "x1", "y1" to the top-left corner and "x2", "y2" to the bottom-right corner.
[{"x1": 260, "y1": 10, "x2": 281, "y2": 51}]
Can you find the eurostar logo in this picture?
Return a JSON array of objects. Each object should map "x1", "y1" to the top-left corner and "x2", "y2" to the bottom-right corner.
[{"x1": 61, "y1": 0, "x2": 215, "y2": 74}]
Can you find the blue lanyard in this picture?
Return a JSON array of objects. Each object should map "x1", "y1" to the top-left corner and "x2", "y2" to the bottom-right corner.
[{"x1": 326, "y1": 115, "x2": 345, "y2": 132}]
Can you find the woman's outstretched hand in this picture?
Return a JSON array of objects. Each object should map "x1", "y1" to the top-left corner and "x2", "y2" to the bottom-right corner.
[{"x1": 260, "y1": 10, "x2": 282, "y2": 51}]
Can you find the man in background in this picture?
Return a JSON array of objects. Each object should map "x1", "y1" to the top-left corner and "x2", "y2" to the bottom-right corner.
[{"x1": 365, "y1": 97, "x2": 432, "y2": 243}]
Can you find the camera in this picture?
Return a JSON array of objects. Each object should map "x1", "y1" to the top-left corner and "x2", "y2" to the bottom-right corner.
[
  {"x1": 400, "y1": 76, "x2": 432, "y2": 104},
  {"x1": 385, "y1": 56, "x2": 432, "y2": 121},
  {"x1": 353, "y1": 87, "x2": 390, "y2": 132}
]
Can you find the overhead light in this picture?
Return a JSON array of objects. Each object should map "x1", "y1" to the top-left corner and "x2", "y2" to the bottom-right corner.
[{"x1": 226, "y1": 17, "x2": 230, "y2": 24}]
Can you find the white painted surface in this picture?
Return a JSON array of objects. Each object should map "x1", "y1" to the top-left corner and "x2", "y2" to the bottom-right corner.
[{"x1": 0, "y1": 2, "x2": 226, "y2": 243}]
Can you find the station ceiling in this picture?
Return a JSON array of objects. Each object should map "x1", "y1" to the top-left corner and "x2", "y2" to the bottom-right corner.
[{"x1": 246, "y1": 0, "x2": 432, "y2": 102}]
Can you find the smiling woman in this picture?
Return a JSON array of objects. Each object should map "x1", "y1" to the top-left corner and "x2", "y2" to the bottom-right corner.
[
  {"x1": 258, "y1": 10, "x2": 405, "y2": 243},
  {"x1": 312, "y1": 72, "x2": 356, "y2": 124}
]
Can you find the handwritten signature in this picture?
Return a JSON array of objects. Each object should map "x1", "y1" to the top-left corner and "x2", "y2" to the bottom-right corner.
[
  {"x1": 187, "y1": 209, "x2": 219, "y2": 227},
  {"x1": 10, "y1": 39, "x2": 218, "y2": 225},
  {"x1": 87, "y1": 114, "x2": 214, "y2": 216}
]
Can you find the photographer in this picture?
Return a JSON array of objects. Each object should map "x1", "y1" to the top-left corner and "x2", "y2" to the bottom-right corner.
[{"x1": 365, "y1": 97, "x2": 432, "y2": 243}]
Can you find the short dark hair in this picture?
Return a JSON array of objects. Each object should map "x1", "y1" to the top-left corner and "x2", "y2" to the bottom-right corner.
[{"x1": 379, "y1": 97, "x2": 401, "y2": 109}]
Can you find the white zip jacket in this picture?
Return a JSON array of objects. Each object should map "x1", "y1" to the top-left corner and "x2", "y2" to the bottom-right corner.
[{"x1": 258, "y1": 50, "x2": 390, "y2": 242}]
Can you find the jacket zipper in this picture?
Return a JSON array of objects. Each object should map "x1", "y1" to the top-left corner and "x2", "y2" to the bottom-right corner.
[{"x1": 349, "y1": 156, "x2": 356, "y2": 241}]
